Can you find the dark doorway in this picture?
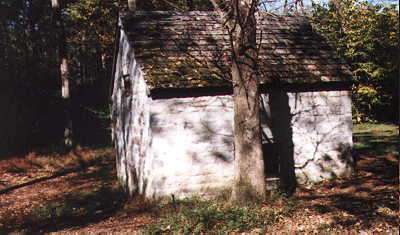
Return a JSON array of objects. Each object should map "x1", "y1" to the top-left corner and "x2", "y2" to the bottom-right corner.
[{"x1": 260, "y1": 91, "x2": 296, "y2": 194}]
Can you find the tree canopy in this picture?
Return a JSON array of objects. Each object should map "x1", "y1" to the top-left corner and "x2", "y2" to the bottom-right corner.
[
  {"x1": 1, "y1": 0, "x2": 398, "y2": 155},
  {"x1": 311, "y1": 0, "x2": 399, "y2": 123}
]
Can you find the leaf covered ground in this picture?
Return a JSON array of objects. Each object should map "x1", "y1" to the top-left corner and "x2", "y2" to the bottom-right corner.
[{"x1": 0, "y1": 124, "x2": 398, "y2": 233}]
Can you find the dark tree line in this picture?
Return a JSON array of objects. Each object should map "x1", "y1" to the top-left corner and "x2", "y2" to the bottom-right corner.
[
  {"x1": 0, "y1": 0, "x2": 122, "y2": 155},
  {"x1": 1, "y1": 0, "x2": 398, "y2": 158}
]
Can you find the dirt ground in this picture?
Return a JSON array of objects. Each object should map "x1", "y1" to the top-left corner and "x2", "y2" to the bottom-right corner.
[{"x1": 0, "y1": 124, "x2": 398, "y2": 233}]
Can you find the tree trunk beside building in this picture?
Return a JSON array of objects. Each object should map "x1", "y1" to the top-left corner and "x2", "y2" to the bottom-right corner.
[{"x1": 211, "y1": 0, "x2": 266, "y2": 203}]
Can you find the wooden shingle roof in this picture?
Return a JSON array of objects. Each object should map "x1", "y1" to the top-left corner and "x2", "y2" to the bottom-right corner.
[{"x1": 120, "y1": 11, "x2": 352, "y2": 89}]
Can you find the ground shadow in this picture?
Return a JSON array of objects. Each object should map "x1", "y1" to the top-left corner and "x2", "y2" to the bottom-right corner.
[
  {"x1": 0, "y1": 149, "x2": 109, "y2": 195},
  {"x1": 0, "y1": 151, "x2": 134, "y2": 233},
  {"x1": 297, "y1": 124, "x2": 399, "y2": 230}
]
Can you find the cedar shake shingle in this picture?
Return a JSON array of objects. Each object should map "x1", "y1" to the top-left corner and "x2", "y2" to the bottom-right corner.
[{"x1": 120, "y1": 11, "x2": 352, "y2": 89}]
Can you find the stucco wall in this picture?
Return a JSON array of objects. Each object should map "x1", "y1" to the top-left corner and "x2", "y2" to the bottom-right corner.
[
  {"x1": 113, "y1": 87, "x2": 353, "y2": 199},
  {"x1": 146, "y1": 96, "x2": 235, "y2": 198},
  {"x1": 139, "y1": 91, "x2": 353, "y2": 199},
  {"x1": 112, "y1": 27, "x2": 152, "y2": 196},
  {"x1": 261, "y1": 91, "x2": 353, "y2": 185}
]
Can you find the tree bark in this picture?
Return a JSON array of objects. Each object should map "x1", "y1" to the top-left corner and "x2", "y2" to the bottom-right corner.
[
  {"x1": 212, "y1": 0, "x2": 266, "y2": 203},
  {"x1": 52, "y1": 0, "x2": 73, "y2": 147},
  {"x1": 128, "y1": 0, "x2": 136, "y2": 11}
]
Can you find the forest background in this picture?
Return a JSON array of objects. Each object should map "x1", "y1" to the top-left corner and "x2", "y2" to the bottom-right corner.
[{"x1": 0, "y1": 0, "x2": 398, "y2": 156}]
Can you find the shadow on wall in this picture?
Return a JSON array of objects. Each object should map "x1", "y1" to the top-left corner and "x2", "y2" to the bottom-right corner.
[
  {"x1": 257, "y1": 20, "x2": 353, "y2": 193},
  {"x1": 197, "y1": 117, "x2": 234, "y2": 163},
  {"x1": 318, "y1": 143, "x2": 353, "y2": 179},
  {"x1": 150, "y1": 97, "x2": 234, "y2": 165},
  {"x1": 146, "y1": 97, "x2": 235, "y2": 198},
  {"x1": 262, "y1": 91, "x2": 355, "y2": 190}
]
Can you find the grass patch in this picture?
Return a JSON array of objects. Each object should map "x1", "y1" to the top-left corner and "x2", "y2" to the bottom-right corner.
[
  {"x1": 353, "y1": 123, "x2": 398, "y2": 136},
  {"x1": 144, "y1": 194, "x2": 298, "y2": 233},
  {"x1": 353, "y1": 123, "x2": 399, "y2": 156}
]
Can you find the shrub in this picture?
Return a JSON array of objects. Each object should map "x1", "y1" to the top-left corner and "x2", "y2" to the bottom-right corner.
[{"x1": 144, "y1": 195, "x2": 298, "y2": 233}]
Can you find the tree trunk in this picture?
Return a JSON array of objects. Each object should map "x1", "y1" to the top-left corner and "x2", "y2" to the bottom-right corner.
[
  {"x1": 128, "y1": 0, "x2": 136, "y2": 11},
  {"x1": 211, "y1": 0, "x2": 266, "y2": 202},
  {"x1": 231, "y1": 4, "x2": 266, "y2": 202},
  {"x1": 52, "y1": 0, "x2": 73, "y2": 147}
]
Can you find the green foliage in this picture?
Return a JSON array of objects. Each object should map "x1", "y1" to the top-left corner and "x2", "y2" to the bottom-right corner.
[
  {"x1": 144, "y1": 195, "x2": 298, "y2": 233},
  {"x1": 65, "y1": 0, "x2": 122, "y2": 83},
  {"x1": 143, "y1": 55, "x2": 229, "y2": 88},
  {"x1": 32, "y1": 185, "x2": 125, "y2": 220},
  {"x1": 311, "y1": 0, "x2": 399, "y2": 123}
]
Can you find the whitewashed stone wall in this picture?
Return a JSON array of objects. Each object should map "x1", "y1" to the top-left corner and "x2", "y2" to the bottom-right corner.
[
  {"x1": 113, "y1": 81, "x2": 353, "y2": 199},
  {"x1": 260, "y1": 91, "x2": 353, "y2": 185},
  {"x1": 145, "y1": 96, "x2": 235, "y2": 198},
  {"x1": 141, "y1": 91, "x2": 353, "y2": 199},
  {"x1": 112, "y1": 27, "x2": 152, "y2": 196},
  {"x1": 291, "y1": 91, "x2": 353, "y2": 183}
]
